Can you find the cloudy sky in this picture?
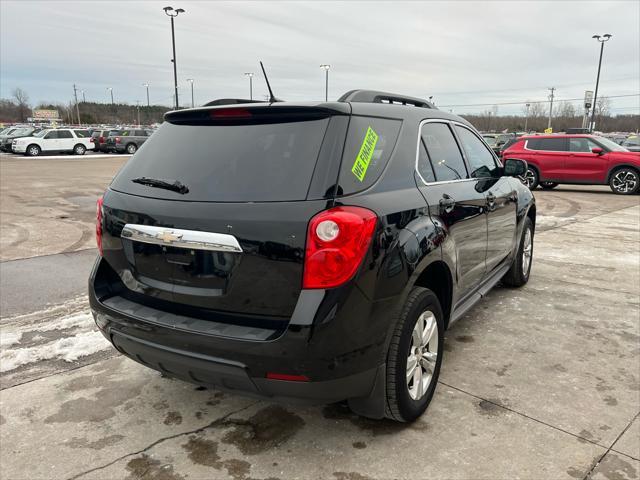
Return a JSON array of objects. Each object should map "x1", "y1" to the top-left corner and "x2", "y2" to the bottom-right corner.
[{"x1": 1, "y1": 0, "x2": 638, "y2": 115}]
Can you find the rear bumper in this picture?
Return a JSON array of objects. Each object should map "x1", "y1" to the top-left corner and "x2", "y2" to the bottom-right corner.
[{"x1": 89, "y1": 256, "x2": 397, "y2": 404}]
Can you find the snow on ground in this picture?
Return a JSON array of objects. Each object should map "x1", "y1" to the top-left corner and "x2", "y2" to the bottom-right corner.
[{"x1": 0, "y1": 297, "x2": 111, "y2": 373}]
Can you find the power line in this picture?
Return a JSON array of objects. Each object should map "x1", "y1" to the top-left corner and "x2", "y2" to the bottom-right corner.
[{"x1": 439, "y1": 93, "x2": 639, "y2": 108}]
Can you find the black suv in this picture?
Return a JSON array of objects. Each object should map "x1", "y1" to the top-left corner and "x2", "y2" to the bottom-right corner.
[{"x1": 89, "y1": 90, "x2": 535, "y2": 422}]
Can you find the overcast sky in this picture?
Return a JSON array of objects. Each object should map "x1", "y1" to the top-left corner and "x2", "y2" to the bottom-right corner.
[{"x1": 1, "y1": 0, "x2": 638, "y2": 115}]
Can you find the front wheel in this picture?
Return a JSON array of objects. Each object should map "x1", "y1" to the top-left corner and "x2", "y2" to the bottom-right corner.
[
  {"x1": 609, "y1": 168, "x2": 639, "y2": 195},
  {"x1": 519, "y1": 166, "x2": 539, "y2": 190},
  {"x1": 126, "y1": 143, "x2": 137, "y2": 154},
  {"x1": 385, "y1": 287, "x2": 444, "y2": 422},
  {"x1": 540, "y1": 182, "x2": 558, "y2": 190},
  {"x1": 26, "y1": 144, "x2": 41, "y2": 157},
  {"x1": 503, "y1": 216, "x2": 533, "y2": 287}
]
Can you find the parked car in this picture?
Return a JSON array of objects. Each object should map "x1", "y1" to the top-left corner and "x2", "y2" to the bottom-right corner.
[
  {"x1": 11, "y1": 128, "x2": 94, "y2": 156},
  {"x1": 502, "y1": 134, "x2": 640, "y2": 194},
  {"x1": 0, "y1": 126, "x2": 41, "y2": 152},
  {"x1": 91, "y1": 129, "x2": 120, "y2": 153},
  {"x1": 105, "y1": 128, "x2": 151, "y2": 154},
  {"x1": 482, "y1": 133, "x2": 514, "y2": 155},
  {"x1": 89, "y1": 90, "x2": 535, "y2": 422},
  {"x1": 622, "y1": 135, "x2": 640, "y2": 153}
]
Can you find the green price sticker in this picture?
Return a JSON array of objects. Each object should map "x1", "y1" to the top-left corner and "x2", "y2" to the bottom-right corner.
[{"x1": 351, "y1": 126, "x2": 379, "y2": 182}]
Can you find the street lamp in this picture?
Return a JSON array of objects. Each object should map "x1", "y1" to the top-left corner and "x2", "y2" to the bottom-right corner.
[
  {"x1": 589, "y1": 33, "x2": 612, "y2": 132},
  {"x1": 244, "y1": 73, "x2": 254, "y2": 100},
  {"x1": 81, "y1": 90, "x2": 86, "y2": 103},
  {"x1": 143, "y1": 83, "x2": 150, "y2": 107},
  {"x1": 107, "y1": 87, "x2": 114, "y2": 105},
  {"x1": 524, "y1": 102, "x2": 531, "y2": 132},
  {"x1": 320, "y1": 64, "x2": 330, "y2": 102},
  {"x1": 186, "y1": 78, "x2": 194, "y2": 108},
  {"x1": 163, "y1": 6, "x2": 186, "y2": 109}
]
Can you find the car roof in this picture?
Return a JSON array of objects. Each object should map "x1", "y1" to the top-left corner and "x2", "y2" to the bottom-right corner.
[{"x1": 520, "y1": 134, "x2": 601, "y2": 139}]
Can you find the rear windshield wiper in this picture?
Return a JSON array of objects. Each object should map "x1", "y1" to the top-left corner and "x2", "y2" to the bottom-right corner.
[{"x1": 131, "y1": 177, "x2": 189, "y2": 194}]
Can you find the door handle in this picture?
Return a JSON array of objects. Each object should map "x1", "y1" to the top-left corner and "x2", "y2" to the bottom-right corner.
[
  {"x1": 486, "y1": 192, "x2": 496, "y2": 211},
  {"x1": 439, "y1": 194, "x2": 456, "y2": 214}
]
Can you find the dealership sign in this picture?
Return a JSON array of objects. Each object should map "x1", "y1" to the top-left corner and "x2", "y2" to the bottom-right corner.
[{"x1": 33, "y1": 109, "x2": 60, "y2": 119}]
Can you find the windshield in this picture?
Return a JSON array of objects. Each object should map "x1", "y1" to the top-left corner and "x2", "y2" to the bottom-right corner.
[
  {"x1": 623, "y1": 137, "x2": 639, "y2": 146},
  {"x1": 34, "y1": 130, "x2": 49, "y2": 138},
  {"x1": 594, "y1": 136, "x2": 628, "y2": 152},
  {"x1": 10, "y1": 128, "x2": 31, "y2": 136},
  {"x1": 483, "y1": 135, "x2": 497, "y2": 146}
]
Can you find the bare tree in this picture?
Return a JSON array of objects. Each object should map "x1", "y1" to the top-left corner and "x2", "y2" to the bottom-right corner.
[
  {"x1": 595, "y1": 97, "x2": 611, "y2": 117},
  {"x1": 557, "y1": 101, "x2": 577, "y2": 118},
  {"x1": 12, "y1": 88, "x2": 30, "y2": 122}
]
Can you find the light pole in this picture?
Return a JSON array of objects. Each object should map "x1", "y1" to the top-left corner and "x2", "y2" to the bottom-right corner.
[
  {"x1": 163, "y1": 6, "x2": 185, "y2": 109},
  {"x1": 107, "y1": 87, "x2": 114, "y2": 105},
  {"x1": 547, "y1": 87, "x2": 555, "y2": 130},
  {"x1": 186, "y1": 78, "x2": 194, "y2": 107},
  {"x1": 81, "y1": 90, "x2": 86, "y2": 103},
  {"x1": 320, "y1": 64, "x2": 330, "y2": 101},
  {"x1": 590, "y1": 34, "x2": 612, "y2": 132},
  {"x1": 143, "y1": 83, "x2": 150, "y2": 107},
  {"x1": 244, "y1": 73, "x2": 254, "y2": 100},
  {"x1": 136, "y1": 101, "x2": 141, "y2": 126},
  {"x1": 524, "y1": 102, "x2": 530, "y2": 132}
]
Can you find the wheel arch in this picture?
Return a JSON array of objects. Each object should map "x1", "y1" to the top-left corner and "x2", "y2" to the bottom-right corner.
[
  {"x1": 606, "y1": 164, "x2": 640, "y2": 183},
  {"x1": 412, "y1": 260, "x2": 453, "y2": 329}
]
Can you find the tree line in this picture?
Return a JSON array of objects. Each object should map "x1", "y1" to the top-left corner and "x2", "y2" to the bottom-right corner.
[{"x1": 1, "y1": 87, "x2": 638, "y2": 132}]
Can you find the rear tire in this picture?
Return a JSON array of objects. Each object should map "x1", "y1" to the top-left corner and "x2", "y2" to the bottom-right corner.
[
  {"x1": 126, "y1": 143, "x2": 137, "y2": 154},
  {"x1": 73, "y1": 144, "x2": 86, "y2": 155},
  {"x1": 26, "y1": 144, "x2": 40, "y2": 157},
  {"x1": 503, "y1": 216, "x2": 533, "y2": 287},
  {"x1": 385, "y1": 287, "x2": 444, "y2": 422},
  {"x1": 609, "y1": 167, "x2": 639, "y2": 195},
  {"x1": 540, "y1": 182, "x2": 558, "y2": 190}
]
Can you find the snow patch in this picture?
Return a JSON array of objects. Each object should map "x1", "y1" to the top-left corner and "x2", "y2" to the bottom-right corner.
[
  {"x1": 39, "y1": 312, "x2": 93, "y2": 332},
  {"x1": 0, "y1": 332, "x2": 22, "y2": 348},
  {"x1": 0, "y1": 330, "x2": 110, "y2": 373}
]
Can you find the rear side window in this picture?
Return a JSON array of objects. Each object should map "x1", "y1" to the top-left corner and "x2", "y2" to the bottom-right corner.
[
  {"x1": 421, "y1": 123, "x2": 468, "y2": 182},
  {"x1": 58, "y1": 130, "x2": 73, "y2": 139},
  {"x1": 74, "y1": 130, "x2": 90, "y2": 138},
  {"x1": 337, "y1": 116, "x2": 401, "y2": 195},
  {"x1": 527, "y1": 138, "x2": 567, "y2": 151},
  {"x1": 111, "y1": 119, "x2": 331, "y2": 202}
]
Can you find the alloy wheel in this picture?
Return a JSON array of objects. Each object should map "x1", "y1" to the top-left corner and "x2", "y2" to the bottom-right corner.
[
  {"x1": 611, "y1": 169, "x2": 638, "y2": 194},
  {"x1": 28, "y1": 146, "x2": 39, "y2": 156},
  {"x1": 406, "y1": 310, "x2": 438, "y2": 400},
  {"x1": 520, "y1": 168, "x2": 537, "y2": 188},
  {"x1": 522, "y1": 227, "x2": 532, "y2": 275}
]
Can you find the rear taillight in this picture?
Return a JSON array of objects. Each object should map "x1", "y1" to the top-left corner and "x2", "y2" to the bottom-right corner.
[
  {"x1": 302, "y1": 206, "x2": 377, "y2": 289},
  {"x1": 99, "y1": 136, "x2": 105, "y2": 144},
  {"x1": 211, "y1": 108, "x2": 252, "y2": 119},
  {"x1": 89, "y1": 138, "x2": 94, "y2": 143},
  {"x1": 96, "y1": 196, "x2": 104, "y2": 256},
  {"x1": 115, "y1": 137, "x2": 121, "y2": 144}
]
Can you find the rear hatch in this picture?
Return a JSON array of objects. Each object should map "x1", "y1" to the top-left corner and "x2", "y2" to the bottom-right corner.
[{"x1": 100, "y1": 104, "x2": 351, "y2": 321}]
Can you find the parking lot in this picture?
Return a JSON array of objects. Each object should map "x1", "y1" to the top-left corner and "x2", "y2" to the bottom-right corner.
[{"x1": 0, "y1": 155, "x2": 638, "y2": 479}]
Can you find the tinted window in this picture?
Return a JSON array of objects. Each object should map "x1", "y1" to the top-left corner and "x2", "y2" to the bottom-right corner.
[
  {"x1": 455, "y1": 126, "x2": 500, "y2": 178},
  {"x1": 527, "y1": 138, "x2": 567, "y2": 151},
  {"x1": 135, "y1": 130, "x2": 146, "y2": 136},
  {"x1": 111, "y1": 119, "x2": 331, "y2": 201},
  {"x1": 338, "y1": 116, "x2": 402, "y2": 195},
  {"x1": 417, "y1": 140, "x2": 436, "y2": 183},
  {"x1": 108, "y1": 130, "x2": 121, "y2": 136},
  {"x1": 569, "y1": 137, "x2": 599, "y2": 152},
  {"x1": 44, "y1": 131, "x2": 58, "y2": 139},
  {"x1": 74, "y1": 130, "x2": 90, "y2": 138},
  {"x1": 58, "y1": 130, "x2": 73, "y2": 139},
  {"x1": 421, "y1": 123, "x2": 467, "y2": 181}
]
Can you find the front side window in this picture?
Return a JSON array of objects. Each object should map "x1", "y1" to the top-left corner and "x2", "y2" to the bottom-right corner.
[
  {"x1": 421, "y1": 123, "x2": 468, "y2": 182},
  {"x1": 455, "y1": 126, "x2": 500, "y2": 178},
  {"x1": 44, "y1": 131, "x2": 58, "y2": 139},
  {"x1": 57, "y1": 130, "x2": 73, "y2": 139},
  {"x1": 569, "y1": 137, "x2": 599, "y2": 153}
]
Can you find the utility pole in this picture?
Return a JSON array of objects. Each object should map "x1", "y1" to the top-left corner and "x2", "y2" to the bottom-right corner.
[
  {"x1": 244, "y1": 73, "x2": 254, "y2": 100},
  {"x1": 143, "y1": 83, "x2": 150, "y2": 107},
  {"x1": 547, "y1": 87, "x2": 556, "y2": 130},
  {"x1": 320, "y1": 64, "x2": 330, "y2": 101},
  {"x1": 73, "y1": 84, "x2": 81, "y2": 125},
  {"x1": 524, "y1": 102, "x2": 531, "y2": 132}
]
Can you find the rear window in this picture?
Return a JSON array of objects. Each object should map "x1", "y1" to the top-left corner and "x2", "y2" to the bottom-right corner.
[
  {"x1": 110, "y1": 119, "x2": 331, "y2": 202},
  {"x1": 526, "y1": 138, "x2": 567, "y2": 151},
  {"x1": 337, "y1": 116, "x2": 401, "y2": 195}
]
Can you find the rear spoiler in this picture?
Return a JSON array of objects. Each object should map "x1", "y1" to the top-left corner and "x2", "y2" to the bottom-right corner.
[{"x1": 165, "y1": 104, "x2": 350, "y2": 126}]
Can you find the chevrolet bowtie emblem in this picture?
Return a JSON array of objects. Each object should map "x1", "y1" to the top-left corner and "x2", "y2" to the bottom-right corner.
[{"x1": 156, "y1": 231, "x2": 183, "y2": 243}]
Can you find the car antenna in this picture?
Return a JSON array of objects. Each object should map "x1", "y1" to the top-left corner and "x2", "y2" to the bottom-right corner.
[{"x1": 260, "y1": 61, "x2": 280, "y2": 103}]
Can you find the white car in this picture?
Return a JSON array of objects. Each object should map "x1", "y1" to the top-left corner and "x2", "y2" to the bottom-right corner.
[{"x1": 12, "y1": 128, "x2": 94, "y2": 156}]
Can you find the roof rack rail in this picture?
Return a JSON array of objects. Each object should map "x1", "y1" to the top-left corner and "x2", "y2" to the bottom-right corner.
[
  {"x1": 203, "y1": 98, "x2": 263, "y2": 106},
  {"x1": 337, "y1": 90, "x2": 435, "y2": 109}
]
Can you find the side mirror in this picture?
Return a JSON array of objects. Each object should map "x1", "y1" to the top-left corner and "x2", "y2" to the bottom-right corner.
[
  {"x1": 503, "y1": 158, "x2": 527, "y2": 177},
  {"x1": 591, "y1": 147, "x2": 604, "y2": 155}
]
